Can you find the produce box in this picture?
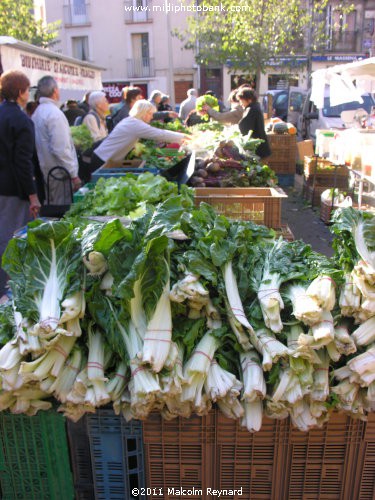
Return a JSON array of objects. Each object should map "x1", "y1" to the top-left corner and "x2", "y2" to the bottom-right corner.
[
  {"x1": 266, "y1": 133, "x2": 297, "y2": 175},
  {"x1": 275, "y1": 224, "x2": 295, "y2": 241},
  {"x1": 304, "y1": 156, "x2": 349, "y2": 188},
  {"x1": 102, "y1": 159, "x2": 146, "y2": 169},
  {"x1": 0, "y1": 410, "x2": 74, "y2": 499},
  {"x1": 143, "y1": 410, "x2": 375, "y2": 500},
  {"x1": 194, "y1": 187, "x2": 287, "y2": 228},
  {"x1": 91, "y1": 166, "x2": 158, "y2": 183},
  {"x1": 297, "y1": 140, "x2": 314, "y2": 161},
  {"x1": 86, "y1": 409, "x2": 146, "y2": 500}
]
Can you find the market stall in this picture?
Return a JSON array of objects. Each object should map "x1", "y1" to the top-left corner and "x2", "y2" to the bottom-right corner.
[{"x1": 1, "y1": 99, "x2": 375, "y2": 498}]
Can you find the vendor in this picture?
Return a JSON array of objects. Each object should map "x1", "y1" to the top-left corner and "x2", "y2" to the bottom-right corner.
[
  {"x1": 237, "y1": 88, "x2": 271, "y2": 159},
  {"x1": 92, "y1": 100, "x2": 190, "y2": 169}
]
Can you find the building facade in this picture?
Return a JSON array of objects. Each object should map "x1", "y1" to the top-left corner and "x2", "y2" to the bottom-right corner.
[
  {"x1": 41, "y1": 0, "x2": 375, "y2": 104},
  {"x1": 42, "y1": 0, "x2": 198, "y2": 105}
]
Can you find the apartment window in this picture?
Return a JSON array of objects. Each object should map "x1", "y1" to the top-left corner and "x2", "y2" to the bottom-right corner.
[
  {"x1": 72, "y1": 36, "x2": 89, "y2": 61},
  {"x1": 132, "y1": 33, "x2": 150, "y2": 61}
]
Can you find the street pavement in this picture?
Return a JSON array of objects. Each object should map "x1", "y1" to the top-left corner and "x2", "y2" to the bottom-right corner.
[{"x1": 281, "y1": 176, "x2": 334, "y2": 257}]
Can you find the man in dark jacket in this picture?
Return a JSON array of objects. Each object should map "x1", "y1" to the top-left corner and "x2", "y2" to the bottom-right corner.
[{"x1": 0, "y1": 70, "x2": 41, "y2": 301}]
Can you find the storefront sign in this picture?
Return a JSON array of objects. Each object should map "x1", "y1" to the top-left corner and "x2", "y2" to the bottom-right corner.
[{"x1": 0, "y1": 44, "x2": 102, "y2": 91}]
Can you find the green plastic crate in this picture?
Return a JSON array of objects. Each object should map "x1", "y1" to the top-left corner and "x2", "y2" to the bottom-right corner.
[{"x1": 0, "y1": 411, "x2": 74, "y2": 500}]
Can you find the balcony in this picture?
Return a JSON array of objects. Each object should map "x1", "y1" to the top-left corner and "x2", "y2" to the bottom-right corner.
[
  {"x1": 63, "y1": 2, "x2": 91, "y2": 27},
  {"x1": 124, "y1": 0, "x2": 153, "y2": 23},
  {"x1": 127, "y1": 58, "x2": 155, "y2": 78},
  {"x1": 325, "y1": 30, "x2": 359, "y2": 53}
]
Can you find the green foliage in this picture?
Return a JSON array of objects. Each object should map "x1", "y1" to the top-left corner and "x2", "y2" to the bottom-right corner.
[
  {"x1": 0, "y1": 0, "x2": 60, "y2": 47},
  {"x1": 175, "y1": 0, "x2": 353, "y2": 88},
  {"x1": 65, "y1": 173, "x2": 194, "y2": 219}
]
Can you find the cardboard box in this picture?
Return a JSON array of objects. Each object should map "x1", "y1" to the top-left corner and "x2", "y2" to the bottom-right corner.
[{"x1": 297, "y1": 140, "x2": 314, "y2": 162}]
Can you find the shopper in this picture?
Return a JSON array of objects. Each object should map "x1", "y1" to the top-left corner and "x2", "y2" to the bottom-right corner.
[
  {"x1": 237, "y1": 88, "x2": 271, "y2": 159},
  {"x1": 0, "y1": 70, "x2": 41, "y2": 301},
  {"x1": 179, "y1": 88, "x2": 197, "y2": 121},
  {"x1": 32, "y1": 76, "x2": 81, "y2": 204},
  {"x1": 64, "y1": 99, "x2": 85, "y2": 126},
  {"x1": 111, "y1": 86, "x2": 143, "y2": 127},
  {"x1": 92, "y1": 99, "x2": 190, "y2": 168},
  {"x1": 83, "y1": 91, "x2": 109, "y2": 143}
]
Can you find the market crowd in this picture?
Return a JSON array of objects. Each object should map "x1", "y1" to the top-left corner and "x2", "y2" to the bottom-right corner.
[{"x1": 0, "y1": 69, "x2": 270, "y2": 303}]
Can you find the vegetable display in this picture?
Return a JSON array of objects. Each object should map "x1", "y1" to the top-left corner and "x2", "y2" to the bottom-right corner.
[
  {"x1": 189, "y1": 139, "x2": 277, "y2": 188},
  {"x1": 1, "y1": 204, "x2": 375, "y2": 431},
  {"x1": 65, "y1": 172, "x2": 194, "y2": 219}
]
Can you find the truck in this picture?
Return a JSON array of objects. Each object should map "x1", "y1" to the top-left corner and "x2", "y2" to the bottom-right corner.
[
  {"x1": 298, "y1": 87, "x2": 374, "y2": 141},
  {"x1": 0, "y1": 36, "x2": 104, "y2": 102}
]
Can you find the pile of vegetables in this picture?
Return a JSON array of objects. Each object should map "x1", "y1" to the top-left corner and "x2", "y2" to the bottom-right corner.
[
  {"x1": 1, "y1": 203, "x2": 375, "y2": 432},
  {"x1": 151, "y1": 120, "x2": 189, "y2": 133},
  {"x1": 190, "y1": 139, "x2": 277, "y2": 188},
  {"x1": 65, "y1": 172, "x2": 193, "y2": 219},
  {"x1": 126, "y1": 140, "x2": 186, "y2": 171},
  {"x1": 70, "y1": 124, "x2": 94, "y2": 152}
]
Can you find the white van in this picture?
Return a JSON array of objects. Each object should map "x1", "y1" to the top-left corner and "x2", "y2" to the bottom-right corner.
[{"x1": 298, "y1": 89, "x2": 375, "y2": 141}]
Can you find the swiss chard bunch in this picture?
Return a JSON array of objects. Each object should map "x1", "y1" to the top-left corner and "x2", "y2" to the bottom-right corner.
[{"x1": 196, "y1": 95, "x2": 220, "y2": 121}]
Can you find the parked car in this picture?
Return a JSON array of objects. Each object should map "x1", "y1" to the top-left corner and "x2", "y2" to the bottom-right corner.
[{"x1": 263, "y1": 88, "x2": 307, "y2": 126}]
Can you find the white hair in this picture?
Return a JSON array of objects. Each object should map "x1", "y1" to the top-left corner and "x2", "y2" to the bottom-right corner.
[
  {"x1": 187, "y1": 88, "x2": 197, "y2": 97},
  {"x1": 88, "y1": 91, "x2": 107, "y2": 109},
  {"x1": 129, "y1": 99, "x2": 156, "y2": 120}
]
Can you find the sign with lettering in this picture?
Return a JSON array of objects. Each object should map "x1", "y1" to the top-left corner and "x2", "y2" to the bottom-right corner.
[{"x1": 1, "y1": 44, "x2": 102, "y2": 91}]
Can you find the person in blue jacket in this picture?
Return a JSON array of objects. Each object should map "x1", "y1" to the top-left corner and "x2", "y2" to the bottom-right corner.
[{"x1": 0, "y1": 70, "x2": 41, "y2": 302}]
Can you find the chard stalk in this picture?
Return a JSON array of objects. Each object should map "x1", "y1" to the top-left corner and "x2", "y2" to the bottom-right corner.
[
  {"x1": 311, "y1": 310, "x2": 335, "y2": 343},
  {"x1": 286, "y1": 284, "x2": 322, "y2": 326},
  {"x1": 0, "y1": 341, "x2": 22, "y2": 371},
  {"x1": 20, "y1": 335, "x2": 77, "y2": 381},
  {"x1": 141, "y1": 280, "x2": 173, "y2": 373},
  {"x1": 223, "y1": 261, "x2": 253, "y2": 350},
  {"x1": 50, "y1": 347, "x2": 83, "y2": 402},
  {"x1": 241, "y1": 399, "x2": 263, "y2": 432},
  {"x1": 306, "y1": 275, "x2": 336, "y2": 311},
  {"x1": 240, "y1": 350, "x2": 266, "y2": 402},
  {"x1": 352, "y1": 316, "x2": 375, "y2": 346}
]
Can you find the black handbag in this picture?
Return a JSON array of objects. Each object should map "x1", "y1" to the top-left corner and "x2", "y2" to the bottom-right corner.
[{"x1": 39, "y1": 166, "x2": 73, "y2": 218}]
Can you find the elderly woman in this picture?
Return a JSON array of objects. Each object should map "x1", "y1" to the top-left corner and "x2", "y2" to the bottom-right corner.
[
  {"x1": 0, "y1": 70, "x2": 41, "y2": 302},
  {"x1": 92, "y1": 99, "x2": 190, "y2": 169},
  {"x1": 83, "y1": 91, "x2": 109, "y2": 143}
]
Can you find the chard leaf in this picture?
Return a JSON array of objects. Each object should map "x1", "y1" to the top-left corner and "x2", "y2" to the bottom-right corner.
[
  {"x1": 3, "y1": 221, "x2": 82, "y2": 324},
  {"x1": 173, "y1": 316, "x2": 206, "y2": 358}
]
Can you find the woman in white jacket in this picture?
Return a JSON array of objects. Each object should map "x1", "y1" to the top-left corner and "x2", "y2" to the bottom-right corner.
[{"x1": 92, "y1": 100, "x2": 190, "y2": 169}]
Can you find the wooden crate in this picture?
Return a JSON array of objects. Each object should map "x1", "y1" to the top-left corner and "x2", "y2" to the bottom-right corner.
[
  {"x1": 194, "y1": 187, "x2": 287, "y2": 228},
  {"x1": 266, "y1": 134, "x2": 297, "y2": 175},
  {"x1": 304, "y1": 157, "x2": 349, "y2": 188}
]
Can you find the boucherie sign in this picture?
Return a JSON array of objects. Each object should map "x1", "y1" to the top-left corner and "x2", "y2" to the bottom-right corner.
[{"x1": 1, "y1": 44, "x2": 102, "y2": 91}]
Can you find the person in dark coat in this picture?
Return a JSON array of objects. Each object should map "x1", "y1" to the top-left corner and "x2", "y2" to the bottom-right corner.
[
  {"x1": 64, "y1": 100, "x2": 86, "y2": 126},
  {"x1": 237, "y1": 88, "x2": 271, "y2": 159},
  {"x1": 0, "y1": 70, "x2": 41, "y2": 301}
]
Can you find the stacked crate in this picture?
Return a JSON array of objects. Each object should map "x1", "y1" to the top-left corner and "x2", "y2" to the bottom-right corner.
[{"x1": 302, "y1": 156, "x2": 349, "y2": 208}]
